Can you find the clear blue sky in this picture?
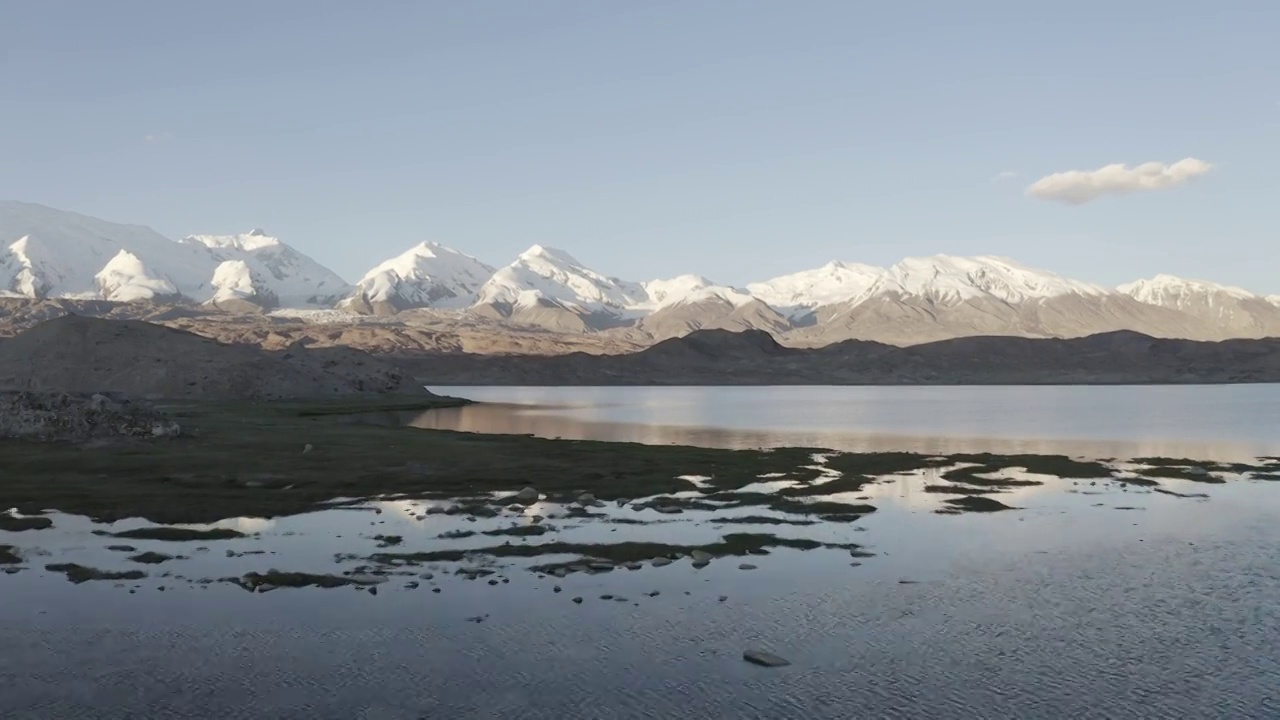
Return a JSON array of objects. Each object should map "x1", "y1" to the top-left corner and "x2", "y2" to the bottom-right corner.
[{"x1": 2, "y1": 1, "x2": 1277, "y2": 290}]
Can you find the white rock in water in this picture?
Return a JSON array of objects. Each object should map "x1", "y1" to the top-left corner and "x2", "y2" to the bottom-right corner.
[
  {"x1": 690, "y1": 550, "x2": 713, "y2": 562},
  {"x1": 743, "y1": 649, "x2": 791, "y2": 667},
  {"x1": 576, "y1": 492, "x2": 596, "y2": 505},
  {"x1": 514, "y1": 487, "x2": 540, "y2": 504},
  {"x1": 302, "y1": 443, "x2": 314, "y2": 454}
]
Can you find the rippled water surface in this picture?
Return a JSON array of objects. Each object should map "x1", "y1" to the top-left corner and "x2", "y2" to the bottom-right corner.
[{"x1": 4, "y1": 386, "x2": 1280, "y2": 719}]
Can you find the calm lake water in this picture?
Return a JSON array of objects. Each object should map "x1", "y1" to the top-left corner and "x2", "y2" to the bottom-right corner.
[
  {"x1": 422, "y1": 384, "x2": 1280, "y2": 459},
  {"x1": 3, "y1": 385, "x2": 1280, "y2": 719}
]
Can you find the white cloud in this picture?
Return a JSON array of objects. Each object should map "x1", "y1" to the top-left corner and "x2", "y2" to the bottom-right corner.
[
  {"x1": 143, "y1": 131, "x2": 173, "y2": 144},
  {"x1": 991, "y1": 170, "x2": 1019, "y2": 181},
  {"x1": 1026, "y1": 158, "x2": 1213, "y2": 205}
]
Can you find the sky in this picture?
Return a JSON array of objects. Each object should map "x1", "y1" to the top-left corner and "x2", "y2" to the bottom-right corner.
[{"x1": 2, "y1": 0, "x2": 1277, "y2": 290}]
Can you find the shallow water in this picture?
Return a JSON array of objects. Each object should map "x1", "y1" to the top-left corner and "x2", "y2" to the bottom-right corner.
[
  {"x1": 4, "y1": 456, "x2": 1280, "y2": 719},
  {"x1": 421, "y1": 385, "x2": 1280, "y2": 459}
]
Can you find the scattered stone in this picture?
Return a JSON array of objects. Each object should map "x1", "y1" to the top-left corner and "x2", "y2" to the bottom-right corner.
[
  {"x1": 421, "y1": 572, "x2": 435, "y2": 580},
  {"x1": 367, "y1": 587, "x2": 378, "y2": 595},
  {"x1": 552, "y1": 568, "x2": 569, "y2": 578},
  {"x1": 106, "y1": 545, "x2": 138, "y2": 552},
  {"x1": 646, "y1": 590, "x2": 660, "y2": 597},
  {"x1": 623, "y1": 561, "x2": 643, "y2": 571},
  {"x1": 738, "y1": 563, "x2": 758, "y2": 570},
  {"x1": 691, "y1": 559, "x2": 710, "y2": 569},
  {"x1": 849, "y1": 562, "x2": 863, "y2": 567},
  {"x1": 553, "y1": 585, "x2": 562, "y2": 593},
  {"x1": 488, "y1": 579, "x2": 499, "y2": 586},
  {"x1": 651, "y1": 557, "x2": 673, "y2": 567},
  {"x1": 613, "y1": 596, "x2": 629, "y2": 602},
  {"x1": 514, "y1": 487, "x2": 540, "y2": 505},
  {"x1": 589, "y1": 562, "x2": 615, "y2": 572},
  {"x1": 576, "y1": 492, "x2": 597, "y2": 505},
  {"x1": 653, "y1": 506, "x2": 683, "y2": 515},
  {"x1": 718, "y1": 595, "x2": 728, "y2": 602},
  {"x1": 690, "y1": 550, "x2": 713, "y2": 562},
  {"x1": 466, "y1": 615, "x2": 487, "y2": 623},
  {"x1": 600, "y1": 594, "x2": 614, "y2": 600},
  {"x1": 405, "y1": 581, "x2": 420, "y2": 590},
  {"x1": 743, "y1": 649, "x2": 791, "y2": 667},
  {"x1": 432, "y1": 587, "x2": 441, "y2": 593},
  {"x1": 572, "y1": 596, "x2": 583, "y2": 604}
]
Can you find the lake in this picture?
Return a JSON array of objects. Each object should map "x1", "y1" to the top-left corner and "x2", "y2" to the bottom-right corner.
[
  {"x1": 3, "y1": 385, "x2": 1280, "y2": 719},
  {"x1": 421, "y1": 384, "x2": 1280, "y2": 459}
]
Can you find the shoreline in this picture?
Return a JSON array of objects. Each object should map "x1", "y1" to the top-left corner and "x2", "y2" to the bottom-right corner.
[{"x1": 2, "y1": 397, "x2": 1277, "y2": 525}]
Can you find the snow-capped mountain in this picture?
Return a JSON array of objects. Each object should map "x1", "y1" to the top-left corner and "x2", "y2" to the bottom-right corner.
[
  {"x1": 7, "y1": 200, "x2": 1280, "y2": 345},
  {"x1": 338, "y1": 242, "x2": 494, "y2": 316},
  {"x1": 475, "y1": 245, "x2": 648, "y2": 311},
  {"x1": 207, "y1": 260, "x2": 280, "y2": 312},
  {"x1": 93, "y1": 250, "x2": 181, "y2": 303},
  {"x1": 638, "y1": 274, "x2": 757, "y2": 310},
  {"x1": 1119, "y1": 274, "x2": 1280, "y2": 337},
  {"x1": 747, "y1": 260, "x2": 885, "y2": 317},
  {"x1": 0, "y1": 202, "x2": 348, "y2": 310},
  {"x1": 869, "y1": 255, "x2": 1107, "y2": 305},
  {"x1": 180, "y1": 230, "x2": 349, "y2": 307}
]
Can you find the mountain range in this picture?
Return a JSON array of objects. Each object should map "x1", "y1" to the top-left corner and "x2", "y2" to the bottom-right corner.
[{"x1": 3, "y1": 200, "x2": 1278, "y2": 346}]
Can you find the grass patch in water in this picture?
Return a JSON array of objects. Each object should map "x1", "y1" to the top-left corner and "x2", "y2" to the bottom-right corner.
[
  {"x1": 0, "y1": 515, "x2": 52, "y2": 531},
  {"x1": 127, "y1": 552, "x2": 176, "y2": 564},
  {"x1": 939, "y1": 496, "x2": 1016, "y2": 513},
  {"x1": 104, "y1": 527, "x2": 246, "y2": 541},
  {"x1": 924, "y1": 484, "x2": 999, "y2": 495},
  {"x1": 712, "y1": 515, "x2": 818, "y2": 526},
  {"x1": 231, "y1": 570, "x2": 363, "y2": 590},
  {"x1": 368, "y1": 532, "x2": 864, "y2": 569},
  {"x1": 45, "y1": 563, "x2": 146, "y2": 584}
]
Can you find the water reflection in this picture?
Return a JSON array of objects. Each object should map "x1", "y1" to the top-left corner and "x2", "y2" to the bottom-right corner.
[{"x1": 412, "y1": 393, "x2": 1279, "y2": 461}]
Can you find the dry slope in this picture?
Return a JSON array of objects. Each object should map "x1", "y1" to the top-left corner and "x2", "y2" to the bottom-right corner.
[{"x1": 0, "y1": 315, "x2": 431, "y2": 401}]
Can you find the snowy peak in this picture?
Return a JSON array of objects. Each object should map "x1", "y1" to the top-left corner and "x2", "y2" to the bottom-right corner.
[
  {"x1": 181, "y1": 232, "x2": 349, "y2": 306},
  {"x1": 0, "y1": 202, "x2": 348, "y2": 307},
  {"x1": 873, "y1": 255, "x2": 1107, "y2": 306},
  {"x1": 94, "y1": 250, "x2": 178, "y2": 302},
  {"x1": 183, "y1": 231, "x2": 283, "y2": 253},
  {"x1": 340, "y1": 241, "x2": 494, "y2": 314},
  {"x1": 640, "y1": 274, "x2": 755, "y2": 310},
  {"x1": 748, "y1": 260, "x2": 886, "y2": 312},
  {"x1": 1119, "y1": 274, "x2": 1257, "y2": 307},
  {"x1": 475, "y1": 244, "x2": 647, "y2": 313},
  {"x1": 207, "y1": 260, "x2": 279, "y2": 310},
  {"x1": 518, "y1": 244, "x2": 583, "y2": 266}
]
